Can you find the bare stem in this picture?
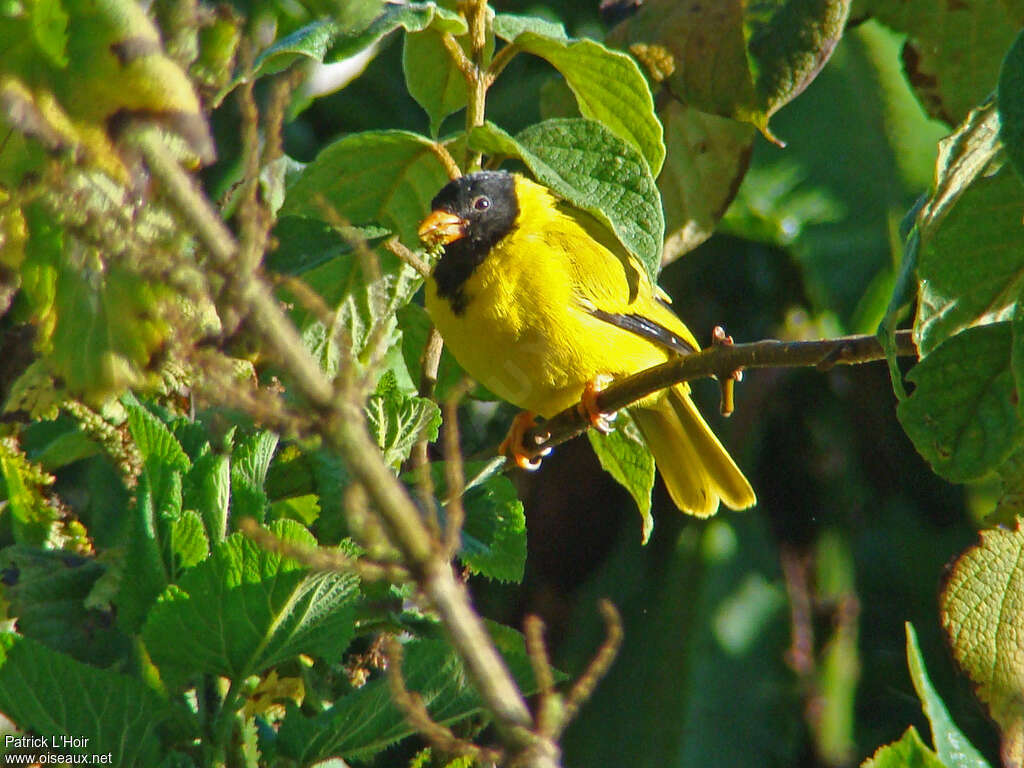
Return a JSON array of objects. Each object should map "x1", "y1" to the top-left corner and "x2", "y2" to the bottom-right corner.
[{"x1": 517, "y1": 330, "x2": 918, "y2": 462}]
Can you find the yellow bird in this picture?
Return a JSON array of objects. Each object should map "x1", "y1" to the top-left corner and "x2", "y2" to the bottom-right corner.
[{"x1": 418, "y1": 171, "x2": 755, "y2": 517}]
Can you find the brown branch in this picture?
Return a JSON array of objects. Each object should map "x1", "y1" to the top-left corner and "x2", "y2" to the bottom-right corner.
[
  {"x1": 134, "y1": 125, "x2": 559, "y2": 767},
  {"x1": 517, "y1": 330, "x2": 918, "y2": 463}
]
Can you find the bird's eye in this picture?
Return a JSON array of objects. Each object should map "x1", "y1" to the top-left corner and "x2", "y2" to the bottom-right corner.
[{"x1": 473, "y1": 196, "x2": 491, "y2": 211}]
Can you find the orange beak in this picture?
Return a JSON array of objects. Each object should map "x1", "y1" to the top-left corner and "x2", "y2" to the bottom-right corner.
[{"x1": 418, "y1": 209, "x2": 467, "y2": 246}]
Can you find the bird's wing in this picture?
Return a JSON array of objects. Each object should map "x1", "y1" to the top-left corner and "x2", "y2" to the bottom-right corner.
[{"x1": 556, "y1": 204, "x2": 701, "y2": 356}]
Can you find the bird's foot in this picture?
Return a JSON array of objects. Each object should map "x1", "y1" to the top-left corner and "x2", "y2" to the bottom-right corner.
[
  {"x1": 578, "y1": 375, "x2": 617, "y2": 434},
  {"x1": 499, "y1": 411, "x2": 551, "y2": 471}
]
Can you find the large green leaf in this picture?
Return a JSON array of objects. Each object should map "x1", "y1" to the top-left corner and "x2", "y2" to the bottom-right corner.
[
  {"x1": 864, "y1": 0, "x2": 1024, "y2": 124},
  {"x1": 495, "y1": 19, "x2": 665, "y2": 175},
  {"x1": 141, "y1": 520, "x2": 359, "y2": 680},
  {"x1": 914, "y1": 165, "x2": 1024, "y2": 357},
  {"x1": 458, "y1": 472, "x2": 527, "y2": 583},
  {"x1": 0, "y1": 633, "x2": 168, "y2": 767},
  {"x1": 941, "y1": 524, "x2": 1024, "y2": 761},
  {"x1": 282, "y1": 130, "x2": 450, "y2": 246},
  {"x1": 606, "y1": 0, "x2": 850, "y2": 140},
  {"x1": 468, "y1": 118, "x2": 664, "y2": 282},
  {"x1": 898, "y1": 323, "x2": 1022, "y2": 483}
]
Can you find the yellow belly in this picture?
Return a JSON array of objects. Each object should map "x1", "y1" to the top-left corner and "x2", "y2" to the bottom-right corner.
[{"x1": 424, "y1": 236, "x2": 672, "y2": 417}]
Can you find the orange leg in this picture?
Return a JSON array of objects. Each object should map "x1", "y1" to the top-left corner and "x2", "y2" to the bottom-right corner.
[
  {"x1": 577, "y1": 375, "x2": 617, "y2": 434},
  {"x1": 499, "y1": 411, "x2": 551, "y2": 471}
]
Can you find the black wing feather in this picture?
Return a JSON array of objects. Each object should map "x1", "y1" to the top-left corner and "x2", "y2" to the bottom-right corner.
[{"x1": 586, "y1": 308, "x2": 697, "y2": 355}]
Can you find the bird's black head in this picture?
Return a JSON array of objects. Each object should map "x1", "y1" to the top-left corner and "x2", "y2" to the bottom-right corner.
[{"x1": 419, "y1": 171, "x2": 519, "y2": 313}]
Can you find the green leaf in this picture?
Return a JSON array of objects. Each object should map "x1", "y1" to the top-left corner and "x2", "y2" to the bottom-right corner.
[
  {"x1": 142, "y1": 520, "x2": 359, "y2": 680},
  {"x1": 184, "y1": 451, "x2": 230, "y2": 543},
  {"x1": 0, "y1": 546, "x2": 128, "y2": 666},
  {"x1": 249, "y1": 2, "x2": 466, "y2": 84},
  {"x1": 458, "y1": 473, "x2": 527, "y2": 583},
  {"x1": 493, "y1": 13, "x2": 567, "y2": 42},
  {"x1": 587, "y1": 412, "x2": 656, "y2": 544},
  {"x1": 898, "y1": 323, "x2": 1023, "y2": 483},
  {"x1": 941, "y1": 524, "x2": 1024, "y2": 761},
  {"x1": 914, "y1": 164, "x2": 1024, "y2": 357},
  {"x1": 282, "y1": 130, "x2": 450, "y2": 247},
  {"x1": 366, "y1": 371, "x2": 441, "y2": 468},
  {"x1": 228, "y1": 430, "x2": 278, "y2": 523},
  {"x1": 268, "y1": 217, "x2": 389, "y2": 276},
  {"x1": 607, "y1": 0, "x2": 850, "y2": 140},
  {"x1": 287, "y1": 244, "x2": 422, "y2": 377},
  {"x1": 1000, "y1": 30, "x2": 1024, "y2": 184},
  {"x1": 0, "y1": 437, "x2": 56, "y2": 545},
  {"x1": 865, "y1": 0, "x2": 1023, "y2": 124},
  {"x1": 469, "y1": 118, "x2": 664, "y2": 282},
  {"x1": 397, "y1": 303, "x2": 466, "y2": 400},
  {"x1": 658, "y1": 100, "x2": 756, "y2": 262},
  {"x1": 905, "y1": 622, "x2": 993, "y2": 768},
  {"x1": 276, "y1": 635, "x2": 537, "y2": 763},
  {"x1": 861, "y1": 727, "x2": 946, "y2": 768},
  {"x1": 403, "y1": 29, "x2": 468, "y2": 136},
  {"x1": 126, "y1": 400, "x2": 190, "y2": 474},
  {"x1": 115, "y1": 471, "x2": 174, "y2": 633},
  {"x1": 169, "y1": 509, "x2": 210, "y2": 570},
  {"x1": 0, "y1": 633, "x2": 168, "y2": 767},
  {"x1": 31, "y1": 0, "x2": 69, "y2": 67},
  {"x1": 499, "y1": 29, "x2": 665, "y2": 175}
]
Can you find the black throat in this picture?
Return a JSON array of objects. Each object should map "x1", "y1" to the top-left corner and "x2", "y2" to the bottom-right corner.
[{"x1": 429, "y1": 172, "x2": 519, "y2": 315}]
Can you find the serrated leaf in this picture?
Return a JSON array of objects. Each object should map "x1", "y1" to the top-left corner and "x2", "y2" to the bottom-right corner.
[
  {"x1": 365, "y1": 373, "x2": 441, "y2": 468},
  {"x1": 861, "y1": 727, "x2": 946, "y2": 768},
  {"x1": 468, "y1": 118, "x2": 664, "y2": 282},
  {"x1": 276, "y1": 635, "x2": 537, "y2": 763},
  {"x1": 941, "y1": 524, "x2": 1024, "y2": 756},
  {"x1": 607, "y1": 0, "x2": 850, "y2": 140},
  {"x1": 587, "y1": 412, "x2": 656, "y2": 544},
  {"x1": 458, "y1": 474, "x2": 527, "y2": 583},
  {"x1": 282, "y1": 130, "x2": 450, "y2": 247},
  {"x1": 0, "y1": 436, "x2": 56, "y2": 545},
  {"x1": 0, "y1": 546, "x2": 127, "y2": 666},
  {"x1": 170, "y1": 509, "x2": 210, "y2": 570},
  {"x1": 115, "y1": 471, "x2": 174, "y2": 633},
  {"x1": 268, "y1": 217, "x2": 388, "y2": 276},
  {"x1": 0, "y1": 633, "x2": 168, "y2": 767},
  {"x1": 500, "y1": 29, "x2": 664, "y2": 175},
  {"x1": 228, "y1": 430, "x2": 278, "y2": 523},
  {"x1": 914, "y1": 164, "x2": 1024, "y2": 357},
  {"x1": 905, "y1": 622, "x2": 992, "y2": 768},
  {"x1": 184, "y1": 451, "x2": 230, "y2": 543},
  {"x1": 898, "y1": 323, "x2": 1023, "y2": 482},
  {"x1": 287, "y1": 244, "x2": 422, "y2": 377},
  {"x1": 142, "y1": 520, "x2": 359, "y2": 679},
  {"x1": 658, "y1": 100, "x2": 755, "y2": 262},
  {"x1": 1000, "y1": 30, "x2": 1024, "y2": 183},
  {"x1": 866, "y1": 0, "x2": 1024, "y2": 124},
  {"x1": 126, "y1": 400, "x2": 190, "y2": 473}
]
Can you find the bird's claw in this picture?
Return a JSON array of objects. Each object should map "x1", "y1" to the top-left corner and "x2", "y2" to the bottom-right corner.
[
  {"x1": 579, "y1": 375, "x2": 617, "y2": 435},
  {"x1": 499, "y1": 411, "x2": 551, "y2": 471}
]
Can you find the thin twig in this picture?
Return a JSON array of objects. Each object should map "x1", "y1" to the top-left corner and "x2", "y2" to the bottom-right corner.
[
  {"x1": 524, "y1": 615, "x2": 560, "y2": 737},
  {"x1": 553, "y1": 600, "x2": 623, "y2": 739},
  {"x1": 383, "y1": 236, "x2": 432, "y2": 278},
  {"x1": 518, "y1": 330, "x2": 919, "y2": 463},
  {"x1": 486, "y1": 43, "x2": 519, "y2": 86},
  {"x1": 385, "y1": 637, "x2": 505, "y2": 764},
  {"x1": 239, "y1": 517, "x2": 411, "y2": 582},
  {"x1": 442, "y1": 396, "x2": 467, "y2": 558},
  {"x1": 430, "y1": 141, "x2": 464, "y2": 181}
]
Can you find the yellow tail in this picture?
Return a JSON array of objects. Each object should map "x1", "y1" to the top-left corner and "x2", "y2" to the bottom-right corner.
[{"x1": 631, "y1": 385, "x2": 756, "y2": 517}]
